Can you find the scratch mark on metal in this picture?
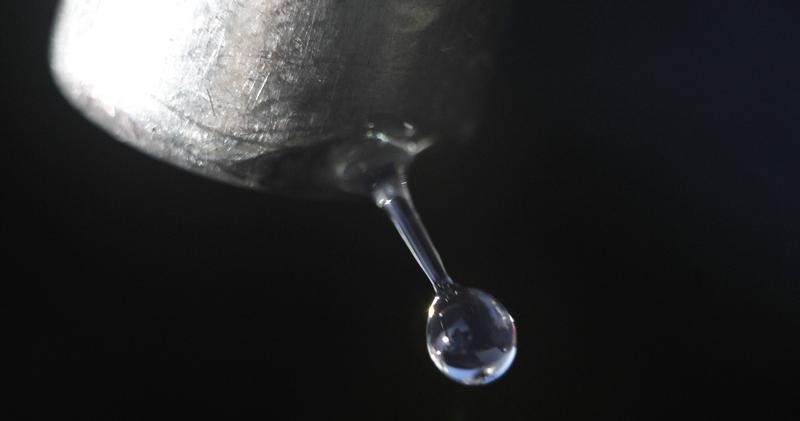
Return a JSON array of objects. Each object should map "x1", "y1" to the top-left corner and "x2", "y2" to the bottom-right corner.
[{"x1": 205, "y1": 86, "x2": 217, "y2": 116}]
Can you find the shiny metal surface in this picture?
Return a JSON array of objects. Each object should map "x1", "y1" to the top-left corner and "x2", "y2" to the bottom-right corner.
[{"x1": 51, "y1": 0, "x2": 507, "y2": 197}]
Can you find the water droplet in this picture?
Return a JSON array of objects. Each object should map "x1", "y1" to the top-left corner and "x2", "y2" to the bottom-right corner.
[
  {"x1": 426, "y1": 287, "x2": 517, "y2": 385},
  {"x1": 358, "y1": 118, "x2": 517, "y2": 385}
]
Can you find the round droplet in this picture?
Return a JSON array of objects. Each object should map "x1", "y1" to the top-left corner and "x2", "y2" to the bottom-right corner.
[{"x1": 426, "y1": 286, "x2": 517, "y2": 385}]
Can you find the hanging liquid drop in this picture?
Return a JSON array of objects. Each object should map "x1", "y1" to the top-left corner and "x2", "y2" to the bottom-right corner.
[
  {"x1": 375, "y1": 180, "x2": 517, "y2": 385},
  {"x1": 331, "y1": 116, "x2": 517, "y2": 385},
  {"x1": 427, "y1": 286, "x2": 517, "y2": 385},
  {"x1": 333, "y1": 116, "x2": 517, "y2": 385}
]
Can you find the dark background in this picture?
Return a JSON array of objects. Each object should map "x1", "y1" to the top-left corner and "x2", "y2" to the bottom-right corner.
[{"x1": 6, "y1": 1, "x2": 800, "y2": 419}]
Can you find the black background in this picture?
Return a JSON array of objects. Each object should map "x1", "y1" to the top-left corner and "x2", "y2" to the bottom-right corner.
[{"x1": 6, "y1": 1, "x2": 800, "y2": 419}]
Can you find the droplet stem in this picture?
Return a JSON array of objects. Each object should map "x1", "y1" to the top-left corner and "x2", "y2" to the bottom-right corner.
[{"x1": 373, "y1": 170, "x2": 454, "y2": 294}]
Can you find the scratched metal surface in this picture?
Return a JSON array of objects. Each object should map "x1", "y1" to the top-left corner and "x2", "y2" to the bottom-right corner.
[{"x1": 51, "y1": 0, "x2": 506, "y2": 196}]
